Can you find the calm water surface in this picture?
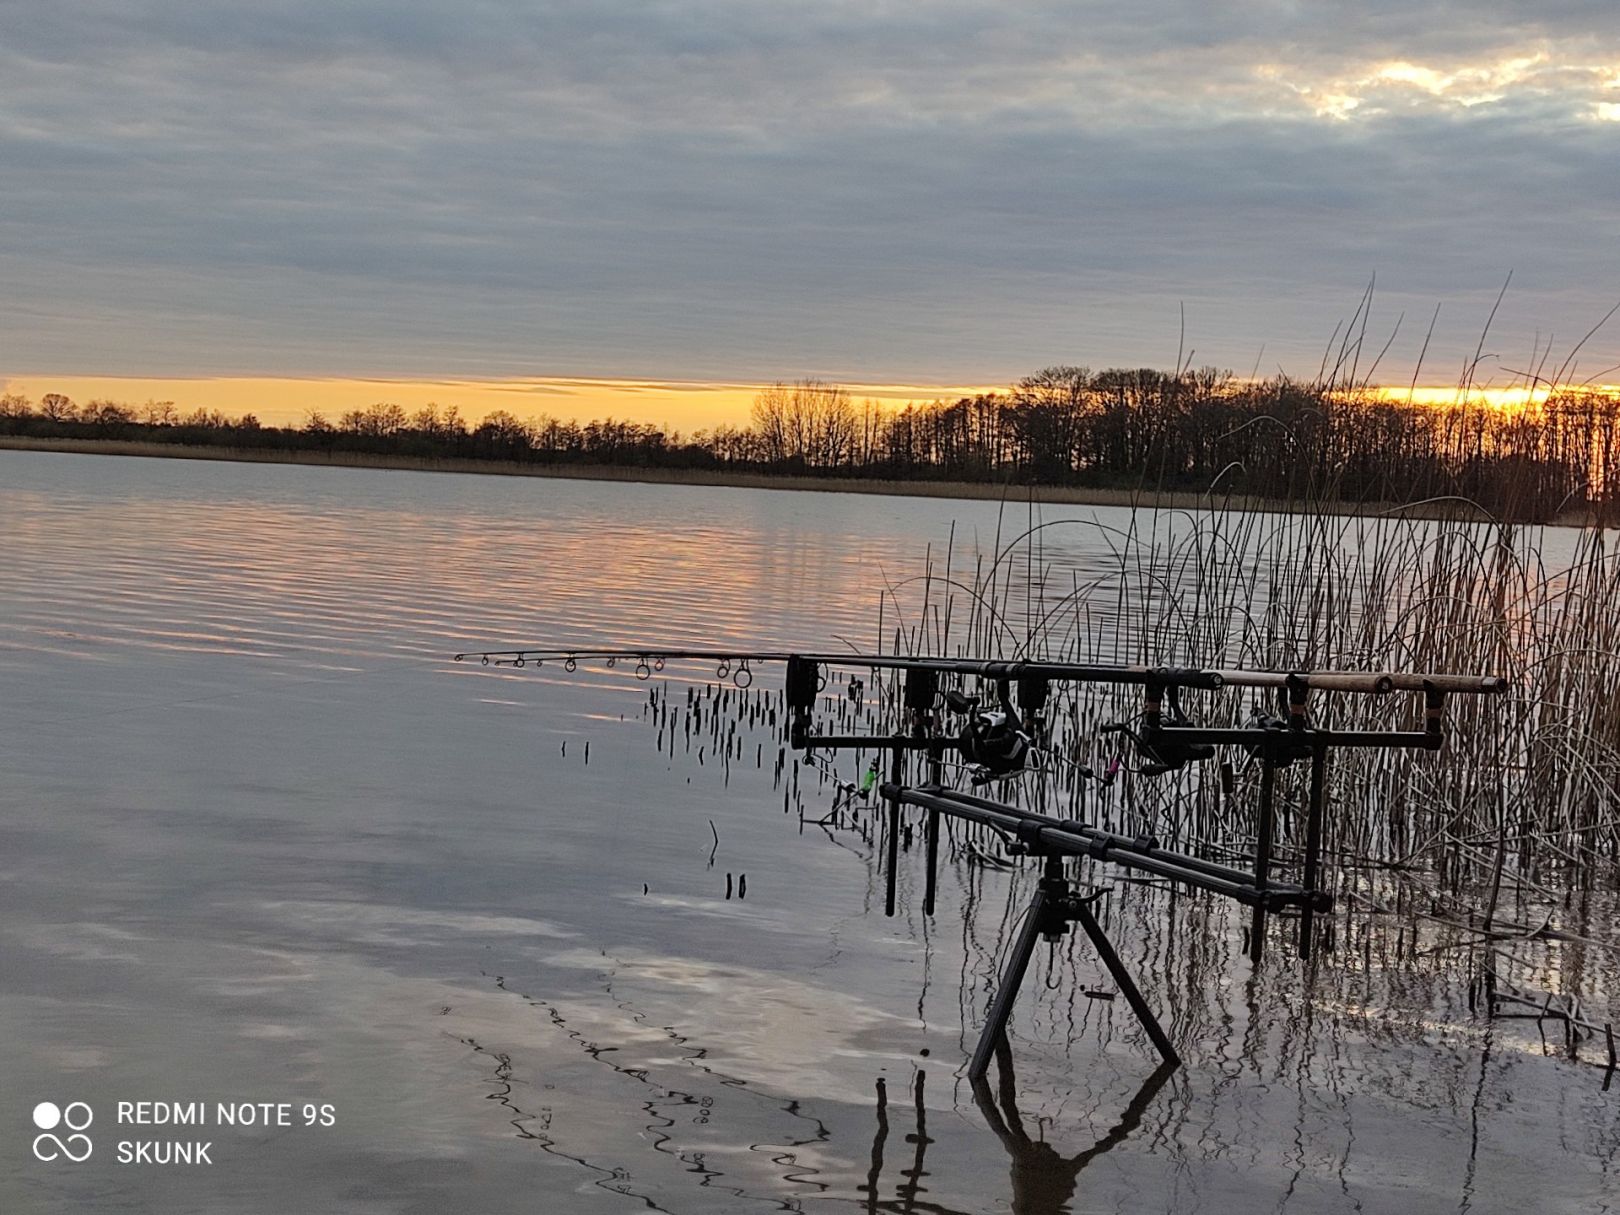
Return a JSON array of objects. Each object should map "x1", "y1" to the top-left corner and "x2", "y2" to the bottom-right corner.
[{"x1": 0, "y1": 451, "x2": 1615, "y2": 1213}]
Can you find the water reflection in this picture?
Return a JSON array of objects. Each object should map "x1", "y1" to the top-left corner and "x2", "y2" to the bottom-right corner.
[
  {"x1": 2, "y1": 452, "x2": 1616, "y2": 1214},
  {"x1": 972, "y1": 1045, "x2": 1176, "y2": 1215},
  {"x1": 851, "y1": 1049, "x2": 1174, "y2": 1215}
]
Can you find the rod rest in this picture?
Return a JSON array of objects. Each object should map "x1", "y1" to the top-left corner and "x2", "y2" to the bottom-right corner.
[{"x1": 884, "y1": 783, "x2": 1332, "y2": 915}]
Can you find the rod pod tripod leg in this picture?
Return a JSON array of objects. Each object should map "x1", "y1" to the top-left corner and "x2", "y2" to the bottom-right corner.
[
  {"x1": 968, "y1": 867, "x2": 1052, "y2": 1082},
  {"x1": 967, "y1": 855, "x2": 1181, "y2": 1082}
]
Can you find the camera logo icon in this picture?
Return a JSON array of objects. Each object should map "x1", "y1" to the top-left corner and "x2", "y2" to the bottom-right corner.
[{"x1": 32, "y1": 1102, "x2": 93, "y2": 1163}]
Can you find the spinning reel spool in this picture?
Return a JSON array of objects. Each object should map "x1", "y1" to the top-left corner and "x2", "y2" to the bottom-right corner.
[{"x1": 943, "y1": 678, "x2": 1046, "y2": 785}]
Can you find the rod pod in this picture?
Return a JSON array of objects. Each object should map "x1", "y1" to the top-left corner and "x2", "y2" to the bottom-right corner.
[{"x1": 968, "y1": 852, "x2": 1180, "y2": 1081}]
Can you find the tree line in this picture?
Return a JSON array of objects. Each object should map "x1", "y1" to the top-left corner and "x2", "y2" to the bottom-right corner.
[{"x1": 4, "y1": 369, "x2": 1618, "y2": 522}]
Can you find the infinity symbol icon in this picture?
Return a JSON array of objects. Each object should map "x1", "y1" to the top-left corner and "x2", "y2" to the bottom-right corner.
[{"x1": 33, "y1": 1132, "x2": 93, "y2": 1162}]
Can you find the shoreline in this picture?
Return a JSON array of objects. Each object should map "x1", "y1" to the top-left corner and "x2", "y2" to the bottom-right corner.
[{"x1": 0, "y1": 434, "x2": 1530, "y2": 522}]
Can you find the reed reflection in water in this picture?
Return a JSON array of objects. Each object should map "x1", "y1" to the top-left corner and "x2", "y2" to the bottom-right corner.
[{"x1": 0, "y1": 450, "x2": 1614, "y2": 1214}]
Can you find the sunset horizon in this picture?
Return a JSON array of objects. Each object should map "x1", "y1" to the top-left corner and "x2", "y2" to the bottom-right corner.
[{"x1": 5, "y1": 364, "x2": 1614, "y2": 432}]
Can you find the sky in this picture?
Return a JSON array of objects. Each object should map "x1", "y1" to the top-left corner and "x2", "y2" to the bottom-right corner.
[{"x1": 3, "y1": 2, "x2": 1620, "y2": 428}]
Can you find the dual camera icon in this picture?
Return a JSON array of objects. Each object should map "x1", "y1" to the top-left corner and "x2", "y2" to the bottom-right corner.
[{"x1": 32, "y1": 1102, "x2": 93, "y2": 1163}]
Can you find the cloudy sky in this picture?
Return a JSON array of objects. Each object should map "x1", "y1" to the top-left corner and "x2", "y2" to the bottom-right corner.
[{"x1": 4, "y1": 2, "x2": 1619, "y2": 423}]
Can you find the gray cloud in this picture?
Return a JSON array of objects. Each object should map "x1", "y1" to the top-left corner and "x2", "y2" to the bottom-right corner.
[{"x1": 2, "y1": 1, "x2": 1619, "y2": 387}]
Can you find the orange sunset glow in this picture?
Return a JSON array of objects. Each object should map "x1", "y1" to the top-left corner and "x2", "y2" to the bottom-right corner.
[
  {"x1": 11, "y1": 374, "x2": 1616, "y2": 434},
  {"x1": 1369, "y1": 383, "x2": 1620, "y2": 411},
  {"x1": 0, "y1": 375, "x2": 1006, "y2": 432}
]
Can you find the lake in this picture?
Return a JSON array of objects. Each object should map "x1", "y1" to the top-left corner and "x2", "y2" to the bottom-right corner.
[{"x1": 0, "y1": 450, "x2": 1613, "y2": 1213}]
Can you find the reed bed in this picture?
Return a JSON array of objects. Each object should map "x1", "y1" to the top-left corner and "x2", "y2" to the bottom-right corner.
[{"x1": 864, "y1": 496, "x2": 1620, "y2": 923}]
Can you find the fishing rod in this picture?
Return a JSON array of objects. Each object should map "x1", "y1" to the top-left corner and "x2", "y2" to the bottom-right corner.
[
  {"x1": 454, "y1": 645, "x2": 1227, "y2": 689},
  {"x1": 453, "y1": 644, "x2": 1506, "y2": 1079},
  {"x1": 453, "y1": 645, "x2": 1502, "y2": 696}
]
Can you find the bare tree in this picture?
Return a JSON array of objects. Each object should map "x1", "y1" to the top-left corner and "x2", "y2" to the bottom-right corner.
[
  {"x1": 411, "y1": 402, "x2": 466, "y2": 440},
  {"x1": 750, "y1": 379, "x2": 857, "y2": 468},
  {"x1": 141, "y1": 400, "x2": 178, "y2": 426},
  {"x1": 339, "y1": 402, "x2": 408, "y2": 436},
  {"x1": 83, "y1": 399, "x2": 135, "y2": 428},
  {"x1": 39, "y1": 392, "x2": 76, "y2": 422},
  {"x1": 474, "y1": 410, "x2": 532, "y2": 449}
]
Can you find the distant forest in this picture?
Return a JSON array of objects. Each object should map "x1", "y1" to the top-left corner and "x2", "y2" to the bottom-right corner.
[{"x1": 4, "y1": 368, "x2": 1618, "y2": 523}]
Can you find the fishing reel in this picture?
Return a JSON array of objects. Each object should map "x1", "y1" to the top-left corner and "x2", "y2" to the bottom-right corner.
[
  {"x1": 1239, "y1": 704, "x2": 1313, "y2": 768},
  {"x1": 946, "y1": 683, "x2": 1035, "y2": 785},
  {"x1": 1102, "y1": 683, "x2": 1214, "y2": 775}
]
